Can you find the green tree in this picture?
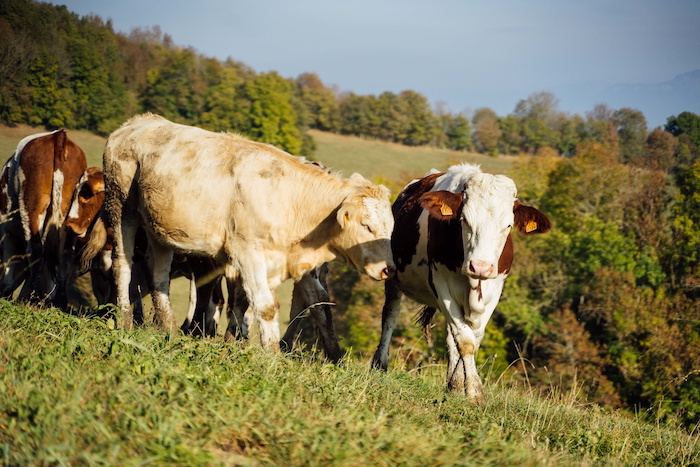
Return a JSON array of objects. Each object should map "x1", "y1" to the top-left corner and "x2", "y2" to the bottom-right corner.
[
  {"x1": 237, "y1": 71, "x2": 304, "y2": 155},
  {"x1": 444, "y1": 113, "x2": 472, "y2": 151},
  {"x1": 295, "y1": 72, "x2": 339, "y2": 132},
  {"x1": 614, "y1": 108, "x2": 648, "y2": 165},
  {"x1": 472, "y1": 107, "x2": 501, "y2": 154}
]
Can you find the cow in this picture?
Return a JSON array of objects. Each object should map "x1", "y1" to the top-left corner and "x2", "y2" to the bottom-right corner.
[
  {"x1": 370, "y1": 164, "x2": 551, "y2": 403},
  {"x1": 103, "y1": 113, "x2": 395, "y2": 349},
  {"x1": 66, "y1": 167, "x2": 224, "y2": 330},
  {"x1": 0, "y1": 130, "x2": 87, "y2": 306}
]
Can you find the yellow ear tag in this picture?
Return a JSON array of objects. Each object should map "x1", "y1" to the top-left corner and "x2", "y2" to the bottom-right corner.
[
  {"x1": 440, "y1": 204, "x2": 453, "y2": 216},
  {"x1": 525, "y1": 220, "x2": 537, "y2": 233}
]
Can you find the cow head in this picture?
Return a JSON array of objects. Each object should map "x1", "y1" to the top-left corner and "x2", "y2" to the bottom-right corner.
[
  {"x1": 65, "y1": 167, "x2": 105, "y2": 237},
  {"x1": 334, "y1": 174, "x2": 396, "y2": 281},
  {"x1": 420, "y1": 173, "x2": 550, "y2": 280}
]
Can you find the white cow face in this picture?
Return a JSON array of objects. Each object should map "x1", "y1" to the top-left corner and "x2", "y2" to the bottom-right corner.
[
  {"x1": 420, "y1": 174, "x2": 517, "y2": 280},
  {"x1": 335, "y1": 188, "x2": 396, "y2": 281}
]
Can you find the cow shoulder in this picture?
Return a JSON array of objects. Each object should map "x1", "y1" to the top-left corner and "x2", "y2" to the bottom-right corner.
[{"x1": 391, "y1": 172, "x2": 443, "y2": 272}]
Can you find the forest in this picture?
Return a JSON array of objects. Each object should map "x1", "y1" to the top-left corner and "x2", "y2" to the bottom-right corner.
[{"x1": 1, "y1": 0, "x2": 699, "y2": 430}]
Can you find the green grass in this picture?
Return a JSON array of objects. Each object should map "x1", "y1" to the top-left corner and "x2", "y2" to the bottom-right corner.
[
  {"x1": 309, "y1": 129, "x2": 514, "y2": 182},
  {"x1": 1, "y1": 301, "x2": 697, "y2": 466}
]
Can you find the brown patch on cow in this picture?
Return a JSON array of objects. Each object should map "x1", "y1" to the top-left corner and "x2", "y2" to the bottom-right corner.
[
  {"x1": 258, "y1": 159, "x2": 285, "y2": 179},
  {"x1": 458, "y1": 339, "x2": 475, "y2": 356},
  {"x1": 498, "y1": 234, "x2": 514, "y2": 275},
  {"x1": 66, "y1": 167, "x2": 105, "y2": 236},
  {"x1": 259, "y1": 299, "x2": 279, "y2": 322},
  {"x1": 391, "y1": 172, "x2": 443, "y2": 272}
]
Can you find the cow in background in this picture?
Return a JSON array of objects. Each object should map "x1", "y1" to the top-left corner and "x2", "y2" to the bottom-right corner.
[
  {"x1": 104, "y1": 113, "x2": 395, "y2": 349},
  {"x1": 371, "y1": 164, "x2": 551, "y2": 403},
  {"x1": 0, "y1": 130, "x2": 87, "y2": 306},
  {"x1": 66, "y1": 167, "x2": 224, "y2": 330}
]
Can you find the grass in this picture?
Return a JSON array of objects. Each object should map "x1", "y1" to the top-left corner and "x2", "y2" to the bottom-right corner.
[{"x1": 0, "y1": 301, "x2": 698, "y2": 466}]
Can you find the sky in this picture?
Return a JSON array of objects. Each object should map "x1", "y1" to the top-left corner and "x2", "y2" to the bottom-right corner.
[{"x1": 59, "y1": 0, "x2": 700, "y2": 128}]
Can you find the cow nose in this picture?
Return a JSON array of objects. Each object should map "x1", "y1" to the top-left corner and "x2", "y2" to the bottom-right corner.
[{"x1": 467, "y1": 260, "x2": 493, "y2": 278}]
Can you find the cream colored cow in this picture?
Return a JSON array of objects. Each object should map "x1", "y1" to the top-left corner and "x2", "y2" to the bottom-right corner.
[{"x1": 103, "y1": 113, "x2": 395, "y2": 349}]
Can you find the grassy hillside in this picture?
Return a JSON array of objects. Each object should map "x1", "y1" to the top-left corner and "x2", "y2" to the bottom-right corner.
[{"x1": 0, "y1": 301, "x2": 697, "y2": 466}]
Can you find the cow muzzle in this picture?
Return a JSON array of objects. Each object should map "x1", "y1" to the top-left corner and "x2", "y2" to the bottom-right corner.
[
  {"x1": 464, "y1": 260, "x2": 495, "y2": 280},
  {"x1": 366, "y1": 261, "x2": 396, "y2": 281}
]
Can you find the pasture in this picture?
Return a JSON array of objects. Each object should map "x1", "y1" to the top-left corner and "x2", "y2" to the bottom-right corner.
[{"x1": 1, "y1": 301, "x2": 697, "y2": 465}]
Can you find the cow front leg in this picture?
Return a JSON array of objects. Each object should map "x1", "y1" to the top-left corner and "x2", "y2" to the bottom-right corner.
[
  {"x1": 371, "y1": 277, "x2": 403, "y2": 370},
  {"x1": 445, "y1": 321, "x2": 484, "y2": 404},
  {"x1": 236, "y1": 255, "x2": 279, "y2": 351}
]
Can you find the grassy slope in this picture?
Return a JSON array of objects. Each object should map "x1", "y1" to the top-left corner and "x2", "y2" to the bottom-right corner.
[{"x1": 0, "y1": 302, "x2": 697, "y2": 466}]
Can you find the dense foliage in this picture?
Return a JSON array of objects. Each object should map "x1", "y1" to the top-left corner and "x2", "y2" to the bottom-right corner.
[
  {"x1": 2, "y1": 0, "x2": 699, "y2": 431},
  {"x1": 3, "y1": 0, "x2": 684, "y2": 162}
]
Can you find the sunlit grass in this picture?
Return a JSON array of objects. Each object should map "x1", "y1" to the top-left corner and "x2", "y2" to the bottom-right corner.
[{"x1": 0, "y1": 301, "x2": 697, "y2": 466}]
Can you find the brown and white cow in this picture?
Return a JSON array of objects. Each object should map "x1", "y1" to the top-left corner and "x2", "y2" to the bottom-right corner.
[
  {"x1": 371, "y1": 164, "x2": 551, "y2": 403},
  {"x1": 103, "y1": 113, "x2": 395, "y2": 348},
  {"x1": 0, "y1": 130, "x2": 87, "y2": 305}
]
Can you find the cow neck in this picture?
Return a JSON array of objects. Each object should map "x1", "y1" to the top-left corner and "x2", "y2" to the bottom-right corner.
[{"x1": 286, "y1": 176, "x2": 356, "y2": 280}]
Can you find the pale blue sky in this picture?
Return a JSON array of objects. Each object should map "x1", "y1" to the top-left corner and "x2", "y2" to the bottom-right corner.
[{"x1": 59, "y1": 0, "x2": 700, "y2": 127}]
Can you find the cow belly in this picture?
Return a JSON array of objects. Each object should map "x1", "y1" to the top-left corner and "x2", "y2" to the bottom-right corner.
[{"x1": 137, "y1": 181, "x2": 228, "y2": 256}]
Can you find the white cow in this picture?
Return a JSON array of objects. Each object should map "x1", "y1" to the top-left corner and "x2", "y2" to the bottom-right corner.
[
  {"x1": 103, "y1": 113, "x2": 395, "y2": 349},
  {"x1": 371, "y1": 164, "x2": 551, "y2": 403}
]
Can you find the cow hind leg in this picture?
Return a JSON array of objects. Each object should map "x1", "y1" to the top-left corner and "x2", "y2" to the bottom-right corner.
[
  {"x1": 371, "y1": 277, "x2": 404, "y2": 371},
  {"x1": 147, "y1": 241, "x2": 176, "y2": 335},
  {"x1": 224, "y1": 276, "x2": 249, "y2": 341}
]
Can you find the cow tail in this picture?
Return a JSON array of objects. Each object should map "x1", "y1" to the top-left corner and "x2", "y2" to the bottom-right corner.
[
  {"x1": 79, "y1": 215, "x2": 108, "y2": 273},
  {"x1": 49, "y1": 130, "x2": 68, "y2": 229},
  {"x1": 416, "y1": 306, "x2": 437, "y2": 346}
]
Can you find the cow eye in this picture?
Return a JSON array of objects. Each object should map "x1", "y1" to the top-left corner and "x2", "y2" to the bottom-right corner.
[{"x1": 364, "y1": 224, "x2": 373, "y2": 234}]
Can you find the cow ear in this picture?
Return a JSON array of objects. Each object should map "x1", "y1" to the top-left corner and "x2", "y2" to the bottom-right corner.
[
  {"x1": 513, "y1": 200, "x2": 552, "y2": 234},
  {"x1": 420, "y1": 191, "x2": 462, "y2": 221},
  {"x1": 336, "y1": 204, "x2": 351, "y2": 229}
]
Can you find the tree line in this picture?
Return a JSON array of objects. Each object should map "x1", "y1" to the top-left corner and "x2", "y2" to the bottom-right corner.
[
  {"x1": 2, "y1": 0, "x2": 700, "y2": 430},
  {"x1": 4, "y1": 0, "x2": 695, "y2": 168}
]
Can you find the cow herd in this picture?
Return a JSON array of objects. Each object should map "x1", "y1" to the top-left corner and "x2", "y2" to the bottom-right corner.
[{"x1": 0, "y1": 113, "x2": 551, "y2": 403}]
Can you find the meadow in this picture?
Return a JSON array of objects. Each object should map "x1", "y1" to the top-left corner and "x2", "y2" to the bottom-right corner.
[{"x1": 1, "y1": 301, "x2": 698, "y2": 465}]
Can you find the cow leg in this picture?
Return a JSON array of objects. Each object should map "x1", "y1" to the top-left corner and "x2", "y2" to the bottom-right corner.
[
  {"x1": 235, "y1": 252, "x2": 279, "y2": 351},
  {"x1": 445, "y1": 322, "x2": 484, "y2": 403},
  {"x1": 23, "y1": 232, "x2": 47, "y2": 303},
  {"x1": 371, "y1": 277, "x2": 404, "y2": 370},
  {"x1": 182, "y1": 257, "x2": 219, "y2": 337},
  {"x1": 111, "y1": 219, "x2": 138, "y2": 330},
  {"x1": 224, "y1": 276, "x2": 249, "y2": 341},
  {"x1": 147, "y1": 241, "x2": 177, "y2": 335},
  {"x1": 0, "y1": 232, "x2": 28, "y2": 299},
  {"x1": 281, "y1": 269, "x2": 342, "y2": 362}
]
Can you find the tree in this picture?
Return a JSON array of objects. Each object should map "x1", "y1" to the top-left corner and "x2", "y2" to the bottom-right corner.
[
  {"x1": 614, "y1": 108, "x2": 648, "y2": 165},
  {"x1": 295, "y1": 72, "x2": 339, "y2": 132},
  {"x1": 237, "y1": 71, "x2": 304, "y2": 155},
  {"x1": 472, "y1": 107, "x2": 501, "y2": 154},
  {"x1": 644, "y1": 128, "x2": 677, "y2": 171},
  {"x1": 513, "y1": 91, "x2": 561, "y2": 154},
  {"x1": 444, "y1": 113, "x2": 472, "y2": 151}
]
